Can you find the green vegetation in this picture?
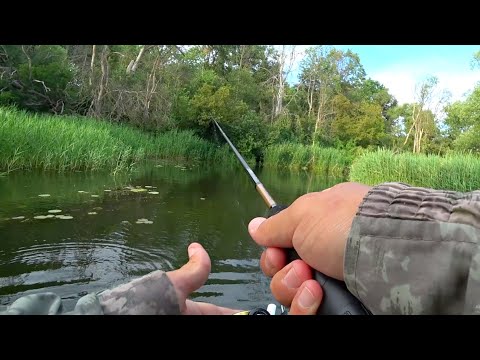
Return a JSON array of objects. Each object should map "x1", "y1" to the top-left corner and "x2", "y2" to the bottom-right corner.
[
  {"x1": 0, "y1": 107, "x2": 234, "y2": 174},
  {"x1": 264, "y1": 143, "x2": 354, "y2": 178},
  {"x1": 1, "y1": 45, "x2": 480, "y2": 192},
  {"x1": 2, "y1": 105, "x2": 480, "y2": 192},
  {"x1": 349, "y1": 149, "x2": 480, "y2": 192}
]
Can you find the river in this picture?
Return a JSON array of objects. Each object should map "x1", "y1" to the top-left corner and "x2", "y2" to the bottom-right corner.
[{"x1": 0, "y1": 161, "x2": 342, "y2": 313}]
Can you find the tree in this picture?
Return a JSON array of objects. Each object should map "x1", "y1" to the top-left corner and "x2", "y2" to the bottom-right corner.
[
  {"x1": 403, "y1": 76, "x2": 448, "y2": 153},
  {"x1": 444, "y1": 85, "x2": 480, "y2": 151},
  {"x1": 298, "y1": 46, "x2": 366, "y2": 147},
  {"x1": 0, "y1": 45, "x2": 75, "y2": 114},
  {"x1": 332, "y1": 94, "x2": 385, "y2": 147},
  {"x1": 271, "y1": 46, "x2": 297, "y2": 120}
]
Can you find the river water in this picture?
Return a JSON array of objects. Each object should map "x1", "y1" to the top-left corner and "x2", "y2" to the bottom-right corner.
[{"x1": 0, "y1": 161, "x2": 342, "y2": 313}]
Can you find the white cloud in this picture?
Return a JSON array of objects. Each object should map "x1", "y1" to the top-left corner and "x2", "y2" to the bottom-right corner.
[
  {"x1": 371, "y1": 67, "x2": 480, "y2": 107},
  {"x1": 276, "y1": 46, "x2": 480, "y2": 112}
]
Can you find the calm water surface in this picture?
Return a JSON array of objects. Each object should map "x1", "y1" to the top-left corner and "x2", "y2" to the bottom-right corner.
[{"x1": 0, "y1": 162, "x2": 342, "y2": 312}]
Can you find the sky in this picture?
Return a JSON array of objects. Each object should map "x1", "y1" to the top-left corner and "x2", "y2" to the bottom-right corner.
[{"x1": 281, "y1": 45, "x2": 480, "y2": 107}]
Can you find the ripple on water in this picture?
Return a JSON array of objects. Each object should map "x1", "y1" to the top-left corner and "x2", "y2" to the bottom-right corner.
[{"x1": 0, "y1": 240, "x2": 174, "y2": 307}]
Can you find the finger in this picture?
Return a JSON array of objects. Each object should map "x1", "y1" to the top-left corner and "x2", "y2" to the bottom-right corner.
[
  {"x1": 288, "y1": 280, "x2": 323, "y2": 315},
  {"x1": 248, "y1": 207, "x2": 300, "y2": 248},
  {"x1": 260, "y1": 247, "x2": 287, "y2": 278},
  {"x1": 184, "y1": 300, "x2": 241, "y2": 315},
  {"x1": 270, "y1": 260, "x2": 313, "y2": 306},
  {"x1": 167, "y1": 242, "x2": 211, "y2": 300}
]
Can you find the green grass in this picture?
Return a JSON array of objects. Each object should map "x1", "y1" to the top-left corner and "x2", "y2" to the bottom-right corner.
[
  {"x1": 264, "y1": 143, "x2": 354, "y2": 178},
  {"x1": 3, "y1": 107, "x2": 479, "y2": 192},
  {"x1": 0, "y1": 107, "x2": 235, "y2": 174},
  {"x1": 349, "y1": 148, "x2": 480, "y2": 192}
]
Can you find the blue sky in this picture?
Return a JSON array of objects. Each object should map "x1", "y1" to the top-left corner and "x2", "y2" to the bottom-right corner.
[{"x1": 282, "y1": 45, "x2": 480, "y2": 106}]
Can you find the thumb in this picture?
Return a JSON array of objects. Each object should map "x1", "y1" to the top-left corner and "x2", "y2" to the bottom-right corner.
[{"x1": 166, "y1": 243, "x2": 211, "y2": 302}]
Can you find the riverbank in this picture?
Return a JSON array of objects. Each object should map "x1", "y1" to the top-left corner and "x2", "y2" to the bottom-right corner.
[
  {"x1": 2, "y1": 107, "x2": 479, "y2": 192},
  {"x1": 349, "y1": 148, "x2": 480, "y2": 192},
  {"x1": 0, "y1": 107, "x2": 234, "y2": 175}
]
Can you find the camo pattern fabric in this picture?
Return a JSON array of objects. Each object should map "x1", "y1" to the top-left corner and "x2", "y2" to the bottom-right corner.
[
  {"x1": 98, "y1": 270, "x2": 180, "y2": 315},
  {"x1": 0, "y1": 270, "x2": 181, "y2": 315},
  {"x1": 344, "y1": 182, "x2": 480, "y2": 315}
]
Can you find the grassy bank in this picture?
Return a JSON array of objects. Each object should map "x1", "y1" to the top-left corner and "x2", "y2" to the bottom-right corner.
[
  {"x1": 264, "y1": 143, "x2": 354, "y2": 178},
  {"x1": 3, "y1": 107, "x2": 479, "y2": 192},
  {"x1": 349, "y1": 149, "x2": 480, "y2": 192},
  {"x1": 0, "y1": 107, "x2": 234, "y2": 174}
]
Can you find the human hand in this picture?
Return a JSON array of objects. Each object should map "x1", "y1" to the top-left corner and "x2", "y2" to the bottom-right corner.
[
  {"x1": 166, "y1": 242, "x2": 240, "y2": 315},
  {"x1": 248, "y1": 182, "x2": 371, "y2": 311},
  {"x1": 168, "y1": 242, "x2": 324, "y2": 315}
]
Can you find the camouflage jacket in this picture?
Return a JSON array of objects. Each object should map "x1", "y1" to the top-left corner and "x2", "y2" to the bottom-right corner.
[
  {"x1": 344, "y1": 182, "x2": 480, "y2": 315},
  {"x1": 0, "y1": 270, "x2": 180, "y2": 315}
]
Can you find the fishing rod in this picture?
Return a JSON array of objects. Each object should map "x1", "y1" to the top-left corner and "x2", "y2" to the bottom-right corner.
[{"x1": 213, "y1": 119, "x2": 371, "y2": 315}]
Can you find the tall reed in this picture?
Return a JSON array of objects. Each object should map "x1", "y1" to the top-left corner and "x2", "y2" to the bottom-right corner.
[
  {"x1": 264, "y1": 143, "x2": 353, "y2": 178},
  {"x1": 349, "y1": 148, "x2": 480, "y2": 192},
  {"x1": 0, "y1": 107, "x2": 235, "y2": 174}
]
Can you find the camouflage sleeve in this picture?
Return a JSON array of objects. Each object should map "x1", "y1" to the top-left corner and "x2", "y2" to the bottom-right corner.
[
  {"x1": 97, "y1": 270, "x2": 180, "y2": 315},
  {"x1": 0, "y1": 270, "x2": 181, "y2": 315},
  {"x1": 344, "y1": 182, "x2": 480, "y2": 315}
]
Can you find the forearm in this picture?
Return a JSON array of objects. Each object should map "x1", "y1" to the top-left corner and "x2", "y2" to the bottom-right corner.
[
  {"x1": 344, "y1": 182, "x2": 480, "y2": 315},
  {"x1": 0, "y1": 270, "x2": 181, "y2": 315},
  {"x1": 97, "y1": 270, "x2": 180, "y2": 315}
]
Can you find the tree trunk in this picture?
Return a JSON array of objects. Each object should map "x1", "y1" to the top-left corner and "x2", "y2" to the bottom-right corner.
[
  {"x1": 307, "y1": 78, "x2": 314, "y2": 117},
  {"x1": 89, "y1": 45, "x2": 109, "y2": 117},
  {"x1": 273, "y1": 46, "x2": 285, "y2": 119},
  {"x1": 90, "y1": 45, "x2": 96, "y2": 86},
  {"x1": 127, "y1": 46, "x2": 146, "y2": 74}
]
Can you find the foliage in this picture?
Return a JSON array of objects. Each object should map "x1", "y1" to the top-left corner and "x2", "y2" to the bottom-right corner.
[
  {"x1": 349, "y1": 148, "x2": 480, "y2": 192},
  {"x1": 2, "y1": 44, "x2": 480, "y2": 176}
]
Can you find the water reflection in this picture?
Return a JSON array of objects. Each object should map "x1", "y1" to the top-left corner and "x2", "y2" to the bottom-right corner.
[{"x1": 0, "y1": 162, "x2": 343, "y2": 312}]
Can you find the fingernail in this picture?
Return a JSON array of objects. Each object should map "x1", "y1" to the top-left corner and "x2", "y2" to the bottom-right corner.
[
  {"x1": 282, "y1": 267, "x2": 302, "y2": 289},
  {"x1": 298, "y1": 286, "x2": 315, "y2": 308},
  {"x1": 248, "y1": 217, "x2": 265, "y2": 234},
  {"x1": 265, "y1": 250, "x2": 274, "y2": 271},
  {"x1": 188, "y1": 243, "x2": 199, "y2": 258}
]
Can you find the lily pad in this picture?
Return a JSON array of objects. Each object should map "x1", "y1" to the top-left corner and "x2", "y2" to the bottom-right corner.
[
  {"x1": 131, "y1": 188, "x2": 147, "y2": 193},
  {"x1": 55, "y1": 215, "x2": 73, "y2": 220},
  {"x1": 48, "y1": 209, "x2": 62, "y2": 214},
  {"x1": 34, "y1": 215, "x2": 49, "y2": 220},
  {"x1": 38, "y1": 194, "x2": 50, "y2": 197},
  {"x1": 148, "y1": 191, "x2": 159, "y2": 195},
  {"x1": 45, "y1": 214, "x2": 55, "y2": 218},
  {"x1": 91, "y1": 195, "x2": 99, "y2": 198},
  {"x1": 88, "y1": 212, "x2": 97, "y2": 215},
  {"x1": 200, "y1": 197, "x2": 206, "y2": 200},
  {"x1": 136, "y1": 219, "x2": 153, "y2": 224},
  {"x1": 104, "y1": 189, "x2": 111, "y2": 192},
  {"x1": 11, "y1": 216, "x2": 25, "y2": 220}
]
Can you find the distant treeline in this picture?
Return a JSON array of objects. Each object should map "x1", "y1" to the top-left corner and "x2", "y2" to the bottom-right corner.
[{"x1": 1, "y1": 45, "x2": 479, "y2": 161}]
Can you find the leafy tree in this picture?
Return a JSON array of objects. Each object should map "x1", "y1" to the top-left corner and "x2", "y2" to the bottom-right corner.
[
  {"x1": 444, "y1": 85, "x2": 480, "y2": 151},
  {"x1": 0, "y1": 45, "x2": 75, "y2": 113}
]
